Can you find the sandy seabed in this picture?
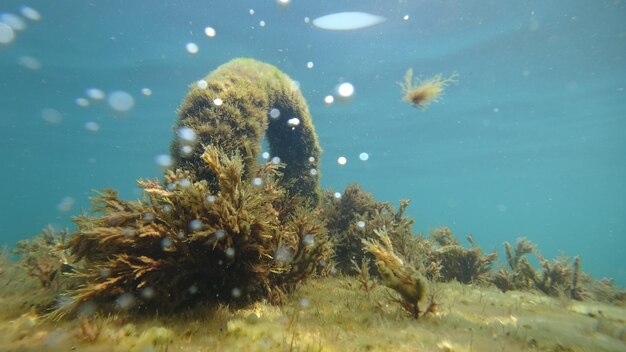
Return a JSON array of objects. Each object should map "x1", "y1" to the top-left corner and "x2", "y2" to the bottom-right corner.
[{"x1": 1, "y1": 272, "x2": 624, "y2": 352}]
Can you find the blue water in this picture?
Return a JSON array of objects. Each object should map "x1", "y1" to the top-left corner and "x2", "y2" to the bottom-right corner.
[{"x1": 1, "y1": 1, "x2": 625, "y2": 285}]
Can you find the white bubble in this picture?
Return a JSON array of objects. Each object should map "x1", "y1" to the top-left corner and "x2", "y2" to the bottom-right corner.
[
  {"x1": 403, "y1": 14, "x2": 410, "y2": 21},
  {"x1": 177, "y1": 127, "x2": 197, "y2": 144},
  {"x1": 252, "y1": 177, "x2": 262, "y2": 186},
  {"x1": 308, "y1": 156, "x2": 315, "y2": 163},
  {"x1": 186, "y1": 42, "x2": 199, "y2": 54},
  {"x1": 333, "y1": 192, "x2": 342, "y2": 199},
  {"x1": 304, "y1": 17, "x2": 310, "y2": 24},
  {"x1": 303, "y1": 234, "x2": 314, "y2": 246},
  {"x1": 141, "y1": 88, "x2": 152, "y2": 96},
  {"x1": 155, "y1": 154, "x2": 173, "y2": 168},
  {"x1": 207, "y1": 195, "x2": 216, "y2": 203},
  {"x1": 0, "y1": 13, "x2": 26, "y2": 31},
  {"x1": 161, "y1": 238, "x2": 174, "y2": 251},
  {"x1": 213, "y1": 98, "x2": 223, "y2": 106},
  {"x1": 269, "y1": 108, "x2": 280, "y2": 119},
  {"x1": 17, "y1": 56, "x2": 41, "y2": 69},
  {"x1": 324, "y1": 95, "x2": 334, "y2": 105},
  {"x1": 115, "y1": 293, "x2": 135, "y2": 310},
  {"x1": 41, "y1": 108, "x2": 63, "y2": 124},
  {"x1": 262, "y1": 151, "x2": 270, "y2": 159},
  {"x1": 20, "y1": 6, "x2": 41, "y2": 21},
  {"x1": 180, "y1": 145, "x2": 193, "y2": 155},
  {"x1": 197, "y1": 79, "x2": 208, "y2": 89},
  {"x1": 249, "y1": 9, "x2": 255, "y2": 15},
  {"x1": 259, "y1": 20, "x2": 266, "y2": 27},
  {"x1": 190, "y1": 219, "x2": 203, "y2": 231},
  {"x1": 215, "y1": 229, "x2": 225, "y2": 239},
  {"x1": 84, "y1": 121, "x2": 100, "y2": 132},
  {"x1": 178, "y1": 178, "x2": 191, "y2": 188},
  {"x1": 359, "y1": 152, "x2": 369, "y2": 161},
  {"x1": 204, "y1": 26, "x2": 216, "y2": 37},
  {"x1": 75, "y1": 97, "x2": 90, "y2": 107},
  {"x1": 225, "y1": 247, "x2": 235, "y2": 258},
  {"x1": 274, "y1": 246, "x2": 293, "y2": 263},
  {"x1": 86, "y1": 88, "x2": 105, "y2": 100},
  {"x1": 271, "y1": 156, "x2": 281, "y2": 164},
  {"x1": 287, "y1": 117, "x2": 300, "y2": 127},
  {"x1": 299, "y1": 298, "x2": 310, "y2": 308},
  {"x1": 337, "y1": 82, "x2": 354, "y2": 97},
  {"x1": 337, "y1": 156, "x2": 347, "y2": 165},
  {"x1": 0, "y1": 23, "x2": 15, "y2": 44},
  {"x1": 306, "y1": 61, "x2": 314, "y2": 69},
  {"x1": 107, "y1": 90, "x2": 135, "y2": 112},
  {"x1": 57, "y1": 196, "x2": 75, "y2": 212},
  {"x1": 140, "y1": 287, "x2": 155, "y2": 300},
  {"x1": 310, "y1": 168, "x2": 317, "y2": 176},
  {"x1": 357, "y1": 220, "x2": 366, "y2": 229},
  {"x1": 231, "y1": 287, "x2": 242, "y2": 298}
]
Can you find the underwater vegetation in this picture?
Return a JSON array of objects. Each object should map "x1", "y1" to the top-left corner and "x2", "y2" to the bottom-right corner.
[{"x1": 399, "y1": 68, "x2": 459, "y2": 110}]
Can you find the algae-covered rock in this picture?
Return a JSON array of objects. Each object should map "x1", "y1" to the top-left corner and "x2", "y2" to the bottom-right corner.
[{"x1": 172, "y1": 58, "x2": 322, "y2": 205}]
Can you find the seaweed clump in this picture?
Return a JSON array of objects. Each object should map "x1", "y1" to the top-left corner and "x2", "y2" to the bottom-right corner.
[
  {"x1": 52, "y1": 146, "x2": 331, "y2": 318},
  {"x1": 399, "y1": 68, "x2": 458, "y2": 110}
]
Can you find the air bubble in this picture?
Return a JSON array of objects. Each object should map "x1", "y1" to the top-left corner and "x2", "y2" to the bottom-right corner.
[
  {"x1": 177, "y1": 127, "x2": 197, "y2": 144},
  {"x1": 161, "y1": 238, "x2": 174, "y2": 251},
  {"x1": 155, "y1": 154, "x2": 173, "y2": 168},
  {"x1": 259, "y1": 20, "x2": 266, "y2": 27},
  {"x1": 17, "y1": 56, "x2": 41, "y2": 69},
  {"x1": 215, "y1": 229, "x2": 225, "y2": 239},
  {"x1": 20, "y1": 6, "x2": 42, "y2": 21},
  {"x1": 141, "y1": 88, "x2": 152, "y2": 96},
  {"x1": 306, "y1": 61, "x2": 314, "y2": 69},
  {"x1": 140, "y1": 287, "x2": 156, "y2": 300},
  {"x1": 0, "y1": 23, "x2": 14, "y2": 45},
  {"x1": 204, "y1": 27, "x2": 216, "y2": 37},
  {"x1": 197, "y1": 79, "x2": 208, "y2": 89},
  {"x1": 225, "y1": 247, "x2": 235, "y2": 258},
  {"x1": 333, "y1": 192, "x2": 342, "y2": 199},
  {"x1": 180, "y1": 145, "x2": 193, "y2": 155},
  {"x1": 231, "y1": 287, "x2": 242, "y2": 298},
  {"x1": 57, "y1": 196, "x2": 75, "y2": 212},
  {"x1": 178, "y1": 178, "x2": 191, "y2": 188},
  {"x1": 190, "y1": 219, "x2": 203, "y2": 231},
  {"x1": 115, "y1": 293, "x2": 135, "y2": 310},
  {"x1": 252, "y1": 177, "x2": 262, "y2": 186},
  {"x1": 337, "y1": 82, "x2": 354, "y2": 98},
  {"x1": 310, "y1": 169, "x2": 317, "y2": 176},
  {"x1": 337, "y1": 156, "x2": 347, "y2": 165},
  {"x1": 213, "y1": 98, "x2": 223, "y2": 106},
  {"x1": 107, "y1": 91, "x2": 135, "y2": 112},
  {"x1": 303, "y1": 234, "x2": 314, "y2": 246},
  {"x1": 86, "y1": 88, "x2": 105, "y2": 100},
  {"x1": 262, "y1": 152, "x2": 270, "y2": 159},
  {"x1": 271, "y1": 156, "x2": 281, "y2": 164},
  {"x1": 84, "y1": 122, "x2": 100, "y2": 132},
  {"x1": 287, "y1": 117, "x2": 300, "y2": 127},
  {"x1": 75, "y1": 97, "x2": 90, "y2": 107},
  {"x1": 269, "y1": 108, "x2": 280, "y2": 119},
  {"x1": 41, "y1": 108, "x2": 63, "y2": 124},
  {"x1": 324, "y1": 95, "x2": 334, "y2": 105},
  {"x1": 207, "y1": 195, "x2": 216, "y2": 203},
  {"x1": 274, "y1": 246, "x2": 293, "y2": 263},
  {"x1": 357, "y1": 221, "x2": 365, "y2": 229},
  {"x1": 359, "y1": 152, "x2": 369, "y2": 161},
  {"x1": 186, "y1": 42, "x2": 199, "y2": 54},
  {"x1": 143, "y1": 213, "x2": 155, "y2": 221}
]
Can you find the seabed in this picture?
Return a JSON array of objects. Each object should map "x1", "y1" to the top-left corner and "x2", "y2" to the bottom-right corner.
[{"x1": 1, "y1": 272, "x2": 624, "y2": 352}]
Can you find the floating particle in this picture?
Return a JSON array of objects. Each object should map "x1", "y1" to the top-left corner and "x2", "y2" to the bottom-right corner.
[
  {"x1": 204, "y1": 26, "x2": 216, "y2": 37},
  {"x1": 140, "y1": 287, "x2": 155, "y2": 300},
  {"x1": 76, "y1": 302, "x2": 97, "y2": 317},
  {"x1": 310, "y1": 168, "x2": 317, "y2": 176},
  {"x1": 333, "y1": 192, "x2": 342, "y2": 199},
  {"x1": 197, "y1": 79, "x2": 208, "y2": 89},
  {"x1": 186, "y1": 42, "x2": 199, "y2": 54},
  {"x1": 252, "y1": 177, "x2": 262, "y2": 186},
  {"x1": 231, "y1": 287, "x2": 242, "y2": 298},
  {"x1": 57, "y1": 196, "x2": 75, "y2": 212},
  {"x1": 312, "y1": 12, "x2": 386, "y2": 31},
  {"x1": 0, "y1": 13, "x2": 27, "y2": 31},
  {"x1": 190, "y1": 219, "x2": 203, "y2": 231},
  {"x1": 324, "y1": 95, "x2": 334, "y2": 105},
  {"x1": 141, "y1": 88, "x2": 152, "y2": 96},
  {"x1": 41, "y1": 108, "x2": 63, "y2": 124},
  {"x1": 306, "y1": 61, "x2": 314, "y2": 69},
  {"x1": 86, "y1": 88, "x2": 105, "y2": 100},
  {"x1": 225, "y1": 247, "x2": 235, "y2": 258},
  {"x1": 0, "y1": 23, "x2": 15, "y2": 44},
  {"x1": 177, "y1": 127, "x2": 197, "y2": 144},
  {"x1": 20, "y1": 6, "x2": 41, "y2": 21},
  {"x1": 359, "y1": 152, "x2": 369, "y2": 161},
  {"x1": 207, "y1": 195, "x2": 216, "y2": 203},
  {"x1": 303, "y1": 234, "x2": 314, "y2": 246},
  {"x1": 271, "y1": 156, "x2": 281, "y2": 164},
  {"x1": 155, "y1": 154, "x2": 173, "y2": 168},
  {"x1": 213, "y1": 98, "x2": 223, "y2": 106},
  {"x1": 287, "y1": 117, "x2": 300, "y2": 127},
  {"x1": 115, "y1": 293, "x2": 135, "y2": 310},
  {"x1": 75, "y1": 97, "x2": 90, "y2": 107},
  {"x1": 180, "y1": 145, "x2": 193, "y2": 155},
  {"x1": 337, "y1": 156, "x2": 347, "y2": 165},
  {"x1": 259, "y1": 20, "x2": 266, "y2": 27},
  {"x1": 215, "y1": 229, "x2": 225, "y2": 239},
  {"x1": 274, "y1": 246, "x2": 293, "y2": 263},
  {"x1": 357, "y1": 220, "x2": 366, "y2": 229},
  {"x1": 17, "y1": 56, "x2": 41, "y2": 69},
  {"x1": 269, "y1": 108, "x2": 280, "y2": 119},
  {"x1": 337, "y1": 82, "x2": 354, "y2": 98},
  {"x1": 84, "y1": 121, "x2": 100, "y2": 132},
  {"x1": 262, "y1": 151, "x2": 270, "y2": 159},
  {"x1": 107, "y1": 90, "x2": 135, "y2": 112}
]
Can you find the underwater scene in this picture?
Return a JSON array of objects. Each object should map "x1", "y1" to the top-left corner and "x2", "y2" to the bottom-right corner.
[{"x1": 1, "y1": 0, "x2": 625, "y2": 351}]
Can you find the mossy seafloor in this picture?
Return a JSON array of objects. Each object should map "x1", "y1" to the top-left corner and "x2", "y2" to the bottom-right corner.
[{"x1": 0, "y1": 270, "x2": 624, "y2": 352}]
